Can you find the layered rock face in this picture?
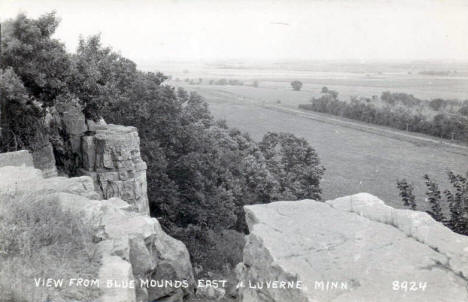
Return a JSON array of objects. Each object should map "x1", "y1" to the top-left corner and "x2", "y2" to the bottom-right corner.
[
  {"x1": 237, "y1": 193, "x2": 468, "y2": 302},
  {"x1": 46, "y1": 101, "x2": 149, "y2": 214},
  {"x1": 81, "y1": 124, "x2": 149, "y2": 214},
  {"x1": 0, "y1": 151, "x2": 194, "y2": 302},
  {"x1": 31, "y1": 142, "x2": 58, "y2": 178}
]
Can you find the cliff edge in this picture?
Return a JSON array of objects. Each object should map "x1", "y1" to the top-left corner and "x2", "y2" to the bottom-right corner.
[{"x1": 0, "y1": 150, "x2": 193, "y2": 301}]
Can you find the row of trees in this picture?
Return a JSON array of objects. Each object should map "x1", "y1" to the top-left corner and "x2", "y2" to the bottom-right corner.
[
  {"x1": 209, "y1": 78, "x2": 244, "y2": 86},
  {"x1": 176, "y1": 77, "x2": 261, "y2": 87},
  {"x1": 397, "y1": 171, "x2": 468, "y2": 235},
  {"x1": 299, "y1": 92, "x2": 468, "y2": 142},
  {"x1": 381, "y1": 91, "x2": 468, "y2": 115},
  {"x1": 1, "y1": 12, "x2": 325, "y2": 274}
]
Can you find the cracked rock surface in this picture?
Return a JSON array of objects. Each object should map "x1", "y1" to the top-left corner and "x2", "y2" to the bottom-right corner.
[
  {"x1": 80, "y1": 124, "x2": 149, "y2": 214},
  {"x1": 237, "y1": 193, "x2": 468, "y2": 302}
]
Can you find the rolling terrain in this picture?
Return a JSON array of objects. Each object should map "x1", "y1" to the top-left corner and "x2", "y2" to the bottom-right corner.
[
  {"x1": 157, "y1": 60, "x2": 468, "y2": 210},
  {"x1": 176, "y1": 83, "x2": 468, "y2": 210}
]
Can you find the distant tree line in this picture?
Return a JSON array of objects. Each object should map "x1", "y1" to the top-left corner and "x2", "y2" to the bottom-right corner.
[
  {"x1": 299, "y1": 90, "x2": 468, "y2": 143},
  {"x1": 176, "y1": 77, "x2": 249, "y2": 86},
  {"x1": 1, "y1": 13, "x2": 325, "y2": 275},
  {"x1": 208, "y1": 78, "x2": 244, "y2": 86},
  {"x1": 381, "y1": 91, "x2": 468, "y2": 114},
  {"x1": 397, "y1": 171, "x2": 468, "y2": 235},
  {"x1": 418, "y1": 70, "x2": 454, "y2": 76}
]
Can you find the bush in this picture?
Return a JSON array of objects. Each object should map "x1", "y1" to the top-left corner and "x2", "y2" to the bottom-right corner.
[
  {"x1": 396, "y1": 179, "x2": 416, "y2": 210},
  {"x1": 397, "y1": 171, "x2": 468, "y2": 235}
]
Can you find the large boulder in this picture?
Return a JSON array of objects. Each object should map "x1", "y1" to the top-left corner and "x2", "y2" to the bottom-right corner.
[{"x1": 237, "y1": 193, "x2": 468, "y2": 302}]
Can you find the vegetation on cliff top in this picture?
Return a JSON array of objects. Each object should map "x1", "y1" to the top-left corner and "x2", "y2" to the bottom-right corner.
[
  {"x1": 0, "y1": 193, "x2": 100, "y2": 302},
  {"x1": 0, "y1": 12, "x2": 325, "y2": 274},
  {"x1": 397, "y1": 171, "x2": 468, "y2": 235}
]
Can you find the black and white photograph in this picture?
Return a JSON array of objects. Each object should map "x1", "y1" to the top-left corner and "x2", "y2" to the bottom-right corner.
[{"x1": 0, "y1": 0, "x2": 467, "y2": 301}]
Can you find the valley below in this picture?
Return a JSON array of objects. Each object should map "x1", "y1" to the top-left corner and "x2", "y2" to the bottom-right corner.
[{"x1": 163, "y1": 62, "x2": 468, "y2": 210}]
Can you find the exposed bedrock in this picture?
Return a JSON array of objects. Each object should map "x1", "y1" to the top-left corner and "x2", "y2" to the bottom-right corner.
[
  {"x1": 237, "y1": 193, "x2": 468, "y2": 302},
  {"x1": 44, "y1": 100, "x2": 149, "y2": 214},
  {"x1": 80, "y1": 124, "x2": 149, "y2": 214},
  {"x1": 0, "y1": 152, "x2": 194, "y2": 302}
]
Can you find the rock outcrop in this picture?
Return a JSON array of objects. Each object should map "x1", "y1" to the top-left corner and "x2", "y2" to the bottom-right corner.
[
  {"x1": 0, "y1": 150, "x2": 34, "y2": 168},
  {"x1": 31, "y1": 142, "x2": 58, "y2": 178},
  {"x1": 0, "y1": 151, "x2": 193, "y2": 302},
  {"x1": 81, "y1": 124, "x2": 149, "y2": 214},
  {"x1": 45, "y1": 101, "x2": 149, "y2": 214},
  {"x1": 237, "y1": 193, "x2": 468, "y2": 302}
]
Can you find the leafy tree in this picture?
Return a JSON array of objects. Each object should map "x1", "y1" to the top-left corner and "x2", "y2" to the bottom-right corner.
[
  {"x1": 260, "y1": 132, "x2": 324, "y2": 200},
  {"x1": 429, "y1": 98, "x2": 445, "y2": 111},
  {"x1": 1, "y1": 12, "x2": 72, "y2": 107},
  {"x1": 328, "y1": 89, "x2": 338, "y2": 99},
  {"x1": 423, "y1": 174, "x2": 445, "y2": 222},
  {"x1": 300, "y1": 92, "x2": 468, "y2": 143},
  {"x1": 396, "y1": 179, "x2": 416, "y2": 210},
  {"x1": 459, "y1": 105, "x2": 468, "y2": 117},
  {"x1": 0, "y1": 12, "x2": 71, "y2": 153},
  {"x1": 0, "y1": 68, "x2": 47, "y2": 152},
  {"x1": 1, "y1": 12, "x2": 327, "y2": 275},
  {"x1": 290, "y1": 80, "x2": 303, "y2": 91},
  {"x1": 321, "y1": 86, "x2": 329, "y2": 94}
]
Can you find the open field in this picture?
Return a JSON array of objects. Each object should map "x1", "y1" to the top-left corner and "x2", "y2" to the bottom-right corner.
[
  {"x1": 158, "y1": 61, "x2": 468, "y2": 210},
  {"x1": 175, "y1": 83, "x2": 468, "y2": 211},
  {"x1": 159, "y1": 60, "x2": 468, "y2": 101}
]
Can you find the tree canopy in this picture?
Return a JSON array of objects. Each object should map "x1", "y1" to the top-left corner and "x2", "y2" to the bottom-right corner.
[{"x1": 1, "y1": 12, "x2": 325, "y2": 274}]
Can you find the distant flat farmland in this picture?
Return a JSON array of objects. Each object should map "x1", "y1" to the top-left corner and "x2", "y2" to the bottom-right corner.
[{"x1": 180, "y1": 84, "x2": 468, "y2": 211}]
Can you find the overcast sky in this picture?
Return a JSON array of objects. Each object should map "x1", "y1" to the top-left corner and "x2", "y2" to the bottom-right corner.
[{"x1": 2, "y1": 0, "x2": 468, "y2": 65}]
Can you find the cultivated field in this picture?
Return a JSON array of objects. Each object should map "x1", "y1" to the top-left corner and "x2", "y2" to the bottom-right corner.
[{"x1": 159, "y1": 61, "x2": 468, "y2": 210}]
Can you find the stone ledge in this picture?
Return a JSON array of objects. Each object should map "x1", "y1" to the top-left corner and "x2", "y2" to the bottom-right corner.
[
  {"x1": 0, "y1": 164, "x2": 194, "y2": 302},
  {"x1": 238, "y1": 194, "x2": 468, "y2": 302},
  {"x1": 0, "y1": 150, "x2": 34, "y2": 168}
]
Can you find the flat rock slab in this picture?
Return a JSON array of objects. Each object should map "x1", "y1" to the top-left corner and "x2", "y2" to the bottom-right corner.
[
  {"x1": 238, "y1": 194, "x2": 468, "y2": 302},
  {"x1": 0, "y1": 150, "x2": 34, "y2": 168}
]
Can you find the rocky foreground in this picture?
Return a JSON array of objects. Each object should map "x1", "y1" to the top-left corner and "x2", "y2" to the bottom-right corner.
[
  {"x1": 2, "y1": 136, "x2": 468, "y2": 301},
  {"x1": 237, "y1": 194, "x2": 468, "y2": 302},
  {"x1": 0, "y1": 146, "x2": 194, "y2": 301}
]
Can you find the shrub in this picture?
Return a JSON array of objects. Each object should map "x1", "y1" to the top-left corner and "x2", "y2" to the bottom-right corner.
[
  {"x1": 396, "y1": 179, "x2": 416, "y2": 210},
  {"x1": 397, "y1": 171, "x2": 468, "y2": 235},
  {"x1": 423, "y1": 174, "x2": 444, "y2": 222}
]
